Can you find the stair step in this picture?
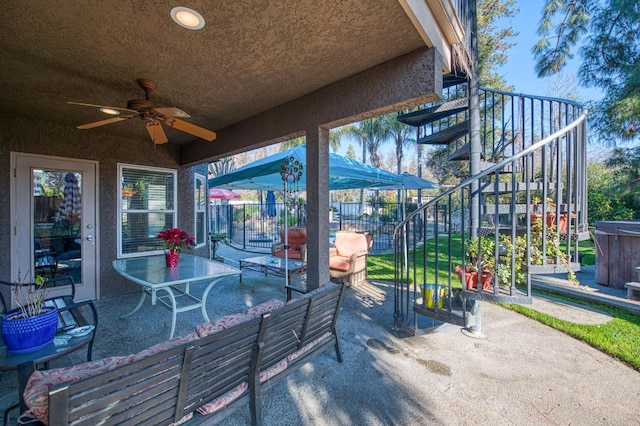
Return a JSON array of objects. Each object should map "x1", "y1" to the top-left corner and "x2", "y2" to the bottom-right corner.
[
  {"x1": 419, "y1": 120, "x2": 469, "y2": 145},
  {"x1": 447, "y1": 143, "x2": 483, "y2": 161},
  {"x1": 479, "y1": 161, "x2": 522, "y2": 174},
  {"x1": 443, "y1": 73, "x2": 468, "y2": 88},
  {"x1": 529, "y1": 262, "x2": 581, "y2": 274},
  {"x1": 398, "y1": 98, "x2": 468, "y2": 127},
  {"x1": 482, "y1": 204, "x2": 529, "y2": 214},
  {"x1": 480, "y1": 182, "x2": 545, "y2": 194}
]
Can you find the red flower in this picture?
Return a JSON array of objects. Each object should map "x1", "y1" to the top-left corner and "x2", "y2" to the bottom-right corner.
[{"x1": 157, "y1": 228, "x2": 195, "y2": 252}]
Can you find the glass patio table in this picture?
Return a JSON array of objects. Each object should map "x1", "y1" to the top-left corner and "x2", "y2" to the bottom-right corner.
[{"x1": 112, "y1": 254, "x2": 241, "y2": 338}]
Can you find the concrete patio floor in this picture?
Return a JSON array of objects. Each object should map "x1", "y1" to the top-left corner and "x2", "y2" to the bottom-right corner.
[{"x1": 2, "y1": 244, "x2": 640, "y2": 425}]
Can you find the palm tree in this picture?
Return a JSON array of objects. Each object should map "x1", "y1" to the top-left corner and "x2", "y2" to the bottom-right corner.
[
  {"x1": 383, "y1": 113, "x2": 415, "y2": 204},
  {"x1": 345, "y1": 117, "x2": 392, "y2": 211},
  {"x1": 329, "y1": 126, "x2": 350, "y2": 153},
  {"x1": 279, "y1": 136, "x2": 305, "y2": 151}
]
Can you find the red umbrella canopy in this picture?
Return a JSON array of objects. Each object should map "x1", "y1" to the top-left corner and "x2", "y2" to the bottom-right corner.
[{"x1": 209, "y1": 188, "x2": 242, "y2": 199}]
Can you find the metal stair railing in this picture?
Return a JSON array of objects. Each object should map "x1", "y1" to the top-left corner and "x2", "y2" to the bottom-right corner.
[{"x1": 393, "y1": 87, "x2": 587, "y2": 335}]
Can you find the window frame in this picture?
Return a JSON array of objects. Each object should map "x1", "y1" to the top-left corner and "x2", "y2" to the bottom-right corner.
[
  {"x1": 117, "y1": 163, "x2": 177, "y2": 258},
  {"x1": 194, "y1": 173, "x2": 207, "y2": 248}
]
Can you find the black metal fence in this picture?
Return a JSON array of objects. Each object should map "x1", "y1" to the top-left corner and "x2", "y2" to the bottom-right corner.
[{"x1": 210, "y1": 200, "x2": 441, "y2": 254}]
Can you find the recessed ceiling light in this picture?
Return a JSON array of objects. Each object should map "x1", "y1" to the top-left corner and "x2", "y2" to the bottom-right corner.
[
  {"x1": 100, "y1": 108, "x2": 120, "y2": 115},
  {"x1": 171, "y1": 7, "x2": 205, "y2": 30}
]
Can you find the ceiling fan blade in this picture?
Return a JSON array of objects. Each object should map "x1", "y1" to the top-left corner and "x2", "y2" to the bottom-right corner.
[
  {"x1": 146, "y1": 120, "x2": 169, "y2": 144},
  {"x1": 67, "y1": 102, "x2": 138, "y2": 114},
  {"x1": 153, "y1": 107, "x2": 190, "y2": 118},
  {"x1": 76, "y1": 115, "x2": 135, "y2": 129},
  {"x1": 163, "y1": 117, "x2": 216, "y2": 141}
]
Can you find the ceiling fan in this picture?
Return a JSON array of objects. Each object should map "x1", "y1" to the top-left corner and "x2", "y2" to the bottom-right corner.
[{"x1": 68, "y1": 79, "x2": 216, "y2": 144}]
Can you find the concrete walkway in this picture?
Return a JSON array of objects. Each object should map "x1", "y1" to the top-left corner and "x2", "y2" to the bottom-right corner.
[{"x1": 2, "y1": 245, "x2": 640, "y2": 425}]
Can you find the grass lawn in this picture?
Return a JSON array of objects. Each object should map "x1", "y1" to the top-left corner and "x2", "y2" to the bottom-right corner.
[
  {"x1": 367, "y1": 233, "x2": 465, "y2": 285},
  {"x1": 501, "y1": 293, "x2": 640, "y2": 371},
  {"x1": 367, "y1": 235, "x2": 640, "y2": 371}
]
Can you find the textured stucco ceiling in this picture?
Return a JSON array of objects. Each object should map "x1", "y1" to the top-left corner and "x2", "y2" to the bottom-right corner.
[{"x1": 0, "y1": 0, "x2": 426, "y2": 146}]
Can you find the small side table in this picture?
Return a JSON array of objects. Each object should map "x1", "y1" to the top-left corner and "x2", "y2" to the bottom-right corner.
[{"x1": 0, "y1": 332, "x2": 92, "y2": 414}]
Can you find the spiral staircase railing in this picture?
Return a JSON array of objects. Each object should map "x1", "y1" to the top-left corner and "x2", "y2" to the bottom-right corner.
[{"x1": 393, "y1": 87, "x2": 588, "y2": 335}]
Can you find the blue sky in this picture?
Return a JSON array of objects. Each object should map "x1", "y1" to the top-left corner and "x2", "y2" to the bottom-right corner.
[
  {"x1": 337, "y1": 2, "x2": 605, "y2": 159},
  {"x1": 497, "y1": 1, "x2": 602, "y2": 103}
]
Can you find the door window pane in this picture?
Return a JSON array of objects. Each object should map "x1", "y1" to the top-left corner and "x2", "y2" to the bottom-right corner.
[{"x1": 33, "y1": 170, "x2": 82, "y2": 282}]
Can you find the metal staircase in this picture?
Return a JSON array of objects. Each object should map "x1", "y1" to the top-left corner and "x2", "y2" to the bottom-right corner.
[{"x1": 393, "y1": 82, "x2": 588, "y2": 335}]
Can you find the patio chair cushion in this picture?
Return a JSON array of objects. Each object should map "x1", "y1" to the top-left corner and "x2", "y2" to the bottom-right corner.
[
  {"x1": 334, "y1": 231, "x2": 369, "y2": 257},
  {"x1": 244, "y1": 299, "x2": 285, "y2": 317},
  {"x1": 196, "y1": 299, "x2": 285, "y2": 338},
  {"x1": 329, "y1": 232, "x2": 371, "y2": 286},
  {"x1": 196, "y1": 382, "x2": 249, "y2": 415},
  {"x1": 196, "y1": 313, "x2": 255, "y2": 338},
  {"x1": 23, "y1": 356, "x2": 131, "y2": 424},
  {"x1": 287, "y1": 331, "x2": 331, "y2": 362},
  {"x1": 197, "y1": 359, "x2": 288, "y2": 416},
  {"x1": 23, "y1": 332, "x2": 200, "y2": 424},
  {"x1": 329, "y1": 255, "x2": 351, "y2": 271},
  {"x1": 128, "y1": 332, "x2": 199, "y2": 362},
  {"x1": 271, "y1": 227, "x2": 307, "y2": 259}
]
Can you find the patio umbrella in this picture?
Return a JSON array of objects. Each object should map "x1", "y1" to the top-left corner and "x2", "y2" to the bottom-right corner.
[
  {"x1": 373, "y1": 172, "x2": 440, "y2": 191},
  {"x1": 265, "y1": 191, "x2": 277, "y2": 217},
  {"x1": 209, "y1": 188, "x2": 242, "y2": 199},
  {"x1": 207, "y1": 145, "x2": 403, "y2": 191},
  {"x1": 60, "y1": 172, "x2": 81, "y2": 223}
]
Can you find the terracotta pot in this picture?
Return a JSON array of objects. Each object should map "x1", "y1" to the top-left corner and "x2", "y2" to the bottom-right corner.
[
  {"x1": 531, "y1": 213, "x2": 568, "y2": 232},
  {"x1": 455, "y1": 265, "x2": 493, "y2": 291},
  {"x1": 165, "y1": 250, "x2": 180, "y2": 267}
]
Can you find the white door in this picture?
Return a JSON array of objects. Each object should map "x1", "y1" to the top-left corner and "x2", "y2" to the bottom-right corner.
[{"x1": 11, "y1": 153, "x2": 99, "y2": 301}]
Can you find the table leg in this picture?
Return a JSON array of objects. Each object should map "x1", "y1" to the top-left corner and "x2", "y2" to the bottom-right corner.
[
  {"x1": 157, "y1": 287, "x2": 178, "y2": 339},
  {"x1": 201, "y1": 278, "x2": 223, "y2": 323},
  {"x1": 120, "y1": 290, "x2": 146, "y2": 319},
  {"x1": 17, "y1": 361, "x2": 36, "y2": 413}
]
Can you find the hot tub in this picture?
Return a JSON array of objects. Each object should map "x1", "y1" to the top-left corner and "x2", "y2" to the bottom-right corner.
[{"x1": 595, "y1": 220, "x2": 640, "y2": 288}]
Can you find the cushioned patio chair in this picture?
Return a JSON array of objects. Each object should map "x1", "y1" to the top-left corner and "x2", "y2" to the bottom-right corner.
[
  {"x1": 271, "y1": 227, "x2": 307, "y2": 260},
  {"x1": 329, "y1": 231, "x2": 372, "y2": 286}
]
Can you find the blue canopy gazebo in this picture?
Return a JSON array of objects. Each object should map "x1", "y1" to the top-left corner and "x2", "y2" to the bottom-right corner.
[
  {"x1": 208, "y1": 144, "x2": 404, "y2": 287},
  {"x1": 207, "y1": 145, "x2": 403, "y2": 191}
]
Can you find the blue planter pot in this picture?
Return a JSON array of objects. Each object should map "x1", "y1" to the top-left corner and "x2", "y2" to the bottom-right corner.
[{"x1": 1, "y1": 306, "x2": 58, "y2": 354}]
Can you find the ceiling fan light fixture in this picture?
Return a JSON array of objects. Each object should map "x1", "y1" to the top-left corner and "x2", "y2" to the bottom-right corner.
[
  {"x1": 171, "y1": 7, "x2": 205, "y2": 30},
  {"x1": 100, "y1": 107, "x2": 120, "y2": 115}
]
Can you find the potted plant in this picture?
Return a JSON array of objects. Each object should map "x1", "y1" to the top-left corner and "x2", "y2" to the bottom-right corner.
[
  {"x1": 455, "y1": 237, "x2": 496, "y2": 291},
  {"x1": 209, "y1": 232, "x2": 227, "y2": 261},
  {"x1": 528, "y1": 216, "x2": 577, "y2": 284},
  {"x1": 1, "y1": 274, "x2": 59, "y2": 354},
  {"x1": 531, "y1": 197, "x2": 568, "y2": 232},
  {"x1": 157, "y1": 227, "x2": 195, "y2": 267}
]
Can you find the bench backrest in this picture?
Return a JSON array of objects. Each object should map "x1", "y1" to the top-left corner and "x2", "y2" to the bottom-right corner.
[{"x1": 45, "y1": 283, "x2": 344, "y2": 426}]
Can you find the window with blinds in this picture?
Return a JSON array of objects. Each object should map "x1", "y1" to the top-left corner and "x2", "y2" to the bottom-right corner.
[
  {"x1": 118, "y1": 164, "x2": 176, "y2": 256},
  {"x1": 194, "y1": 173, "x2": 207, "y2": 246}
]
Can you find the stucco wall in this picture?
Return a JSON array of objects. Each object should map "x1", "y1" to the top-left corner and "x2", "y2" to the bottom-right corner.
[{"x1": 0, "y1": 115, "x2": 208, "y2": 299}]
